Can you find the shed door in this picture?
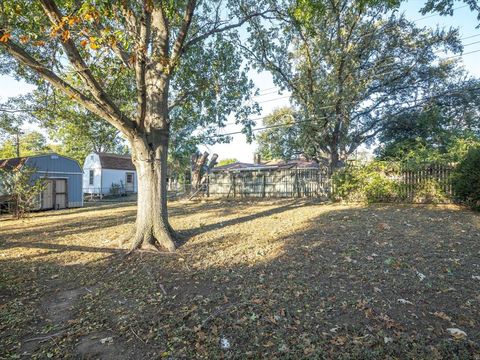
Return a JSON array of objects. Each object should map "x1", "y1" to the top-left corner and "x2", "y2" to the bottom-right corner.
[
  {"x1": 54, "y1": 179, "x2": 67, "y2": 209},
  {"x1": 125, "y1": 172, "x2": 134, "y2": 192},
  {"x1": 42, "y1": 180, "x2": 54, "y2": 209}
]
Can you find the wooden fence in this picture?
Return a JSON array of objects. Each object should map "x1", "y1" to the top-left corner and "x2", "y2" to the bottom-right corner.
[
  {"x1": 208, "y1": 168, "x2": 331, "y2": 198},
  {"x1": 398, "y1": 163, "x2": 455, "y2": 201},
  {"x1": 206, "y1": 163, "x2": 455, "y2": 202}
]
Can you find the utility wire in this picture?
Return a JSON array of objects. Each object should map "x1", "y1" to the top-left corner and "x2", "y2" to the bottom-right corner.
[
  {"x1": 411, "y1": 4, "x2": 469, "y2": 22},
  {"x1": 250, "y1": 9, "x2": 479, "y2": 98},
  {"x1": 249, "y1": 35, "x2": 480, "y2": 108},
  {"x1": 217, "y1": 47, "x2": 480, "y2": 128},
  {"x1": 203, "y1": 85, "x2": 480, "y2": 140}
]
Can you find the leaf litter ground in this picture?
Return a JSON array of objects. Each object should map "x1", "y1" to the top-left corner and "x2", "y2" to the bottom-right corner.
[{"x1": 0, "y1": 199, "x2": 479, "y2": 359}]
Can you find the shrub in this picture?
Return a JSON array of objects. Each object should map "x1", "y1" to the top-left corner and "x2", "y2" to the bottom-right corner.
[
  {"x1": 0, "y1": 166, "x2": 45, "y2": 218},
  {"x1": 109, "y1": 182, "x2": 122, "y2": 196},
  {"x1": 452, "y1": 147, "x2": 480, "y2": 210},
  {"x1": 332, "y1": 161, "x2": 452, "y2": 204},
  {"x1": 412, "y1": 179, "x2": 447, "y2": 204},
  {"x1": 332, "y1": 162, "x2": 402, "y2": 203}
]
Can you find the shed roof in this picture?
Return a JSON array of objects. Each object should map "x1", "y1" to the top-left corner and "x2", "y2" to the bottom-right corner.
[
  {"x1": 0, "y1": 156, "x2": 27, "y2": 170},
  {"x1": 97, "y1": 152, "x2": 135, "y2": 171},
  {"x1": 0, "y1": 153, "x2": 82, "y2": 172}
]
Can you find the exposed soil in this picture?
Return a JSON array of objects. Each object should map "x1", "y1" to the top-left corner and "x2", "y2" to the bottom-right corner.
[{"x1": 0, "y1": 199, "x2": 479, "y2": 359}]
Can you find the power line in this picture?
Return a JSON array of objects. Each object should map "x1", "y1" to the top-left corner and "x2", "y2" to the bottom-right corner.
[
  {"x1": 227, "y1": 46, "x2": 480, "y2": 116},
  {"x1": 250, "y1": 33, "x2": 480, "y2": 106},
  {"x1": 218, "y1": 43, "x2": 480, "y2": 128},
  {"x1": 204, "y1": 85, "x2": 480, "y2": 139},
  {"x1": 252, "y1": 88, "x2": 285, "y2": 98},
  {"x1": 248, "y1": 8, "x2": 479, "y2": 102},
  {"x1": 4, "y1": 47, "x2": 479, "y2": 124},
  {"x1": 411, "y1": 4, "x2": 469, "y2": 22},
  {"x1": 247, "y1": 8, "x2": 472, "y2": 100}
]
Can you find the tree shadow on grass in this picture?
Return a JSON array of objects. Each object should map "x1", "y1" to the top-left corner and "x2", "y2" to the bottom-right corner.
[
  {"x1": 1, "y1": 241, "x2": 125, "y2": 255},
  {"x1": 0, "y1": 211, "x2": 137, "y2": 243},
  {"x1": 1, "y1": 203, "x2": 479, "y2": 358},
  {"x1": 174, "y1": 199, "x2": 321, "y2": 246}
]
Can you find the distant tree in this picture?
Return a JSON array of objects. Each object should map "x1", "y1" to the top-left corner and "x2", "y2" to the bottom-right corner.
[
  {"x1": 376, "y1": 80, "x2": 480, "y2": 162},
  {"x1": 216, "y1": 158, "x2": 239, "y2": 167},
  {"x1": 0, "y1": 131, "x2": 50, "y2": 159},
  {"x1": 0, "y1": 88, "x2": 127, "y2": 163},
  {"x1": 0, "y1": 165, "x2": 45, "y2": 218},
  {"x1": 0, "y1": 105, "x2": 24, "y2": 157},
  {"x1": 247, "y1": 0, "x2": 465, "y2": 171},
  {"x1": 257, "y1": 108, "x2": 300, "y2": 161}
]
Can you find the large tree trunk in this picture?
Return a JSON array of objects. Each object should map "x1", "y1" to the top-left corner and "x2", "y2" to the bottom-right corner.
[
  {"x1": 330, "y1": 150, "x2": 341, "y2": 174},
  {"x1": 128, "y1": 133, "x2": 176, "y2": 252}
]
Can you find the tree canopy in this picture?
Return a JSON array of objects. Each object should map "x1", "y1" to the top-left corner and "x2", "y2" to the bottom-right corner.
[
  {"x1": 376, "y1": 79, "x2": 480, "y2": 162},
  {"x1": 247, "y1": 0, "x2": 472, "y2": 169}
]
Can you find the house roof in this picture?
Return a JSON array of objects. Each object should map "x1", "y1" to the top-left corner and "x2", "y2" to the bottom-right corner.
[
  {"x1": 262, "y1": 159, "x2": 320, "y2": 169},
  {"x1": 212, "y1": 159, "x2": 320, "y2": 172},
  {"x1": 97, "y1": 152, "x2": 136, "y2": 171},
  {"x1": 212, "y1": 162, "x2": 264, "y2": 172}
]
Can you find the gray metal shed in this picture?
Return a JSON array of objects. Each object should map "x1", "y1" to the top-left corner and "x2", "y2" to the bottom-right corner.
[{"x1": 0, "y1": 153, "x2": 83, "y2": 210}]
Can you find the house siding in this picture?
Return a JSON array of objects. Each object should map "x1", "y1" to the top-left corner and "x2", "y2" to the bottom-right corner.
[
  {"x1": 102, "y1": 169, "x2": 138, "y2": 194},
  {"x1": 82, "y1": 152, "x2": 138, "y2": 195},
  {"x1": 82, "y1": 153, "x2": 102, "y2": 193}
]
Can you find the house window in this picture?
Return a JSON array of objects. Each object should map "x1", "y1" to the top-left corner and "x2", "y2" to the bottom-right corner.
[
  {"x1": 89, "y1": 170, "x2": 94, "y2": 185},
  {"x1": 126, "y1": 173, "x2": 134, "y2": 184}
]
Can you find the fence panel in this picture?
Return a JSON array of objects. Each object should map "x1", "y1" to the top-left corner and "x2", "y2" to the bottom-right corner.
[
  {"x1": 398, "y1": 163, "x2": 454, "y2": 202},
  {"x1": 206, "y1": 163, "x2": 454, "y2": 202},
  {"x1": 208, "y1": 168, "x2": 331, "y2": 199}
]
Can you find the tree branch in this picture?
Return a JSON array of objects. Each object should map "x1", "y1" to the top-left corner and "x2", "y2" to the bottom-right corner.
[
  {"x1": 134, "y1": 1, "x2": 151, "y2": 125},
  {"x1": 39, "y1": 0, "x2": 135, "y2": 132},
  {"x1": 183, "y1": 9, "x2": 272, "y2": 52},
  {"x1": 171, "y1": 0, "x2": 196, "y2": 63},
  {"x1": 0, "y1": 33, "x2": 134, "y2": 135}
]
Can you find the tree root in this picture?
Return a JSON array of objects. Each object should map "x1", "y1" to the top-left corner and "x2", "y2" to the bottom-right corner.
[{"x1": 126, "y1": 227, "x2": 176, "y2": 255}]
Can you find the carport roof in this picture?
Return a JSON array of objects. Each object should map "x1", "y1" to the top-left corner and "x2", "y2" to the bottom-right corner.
[{"x1": 0, "y1": 156, "x2": 28, "y2": 170}]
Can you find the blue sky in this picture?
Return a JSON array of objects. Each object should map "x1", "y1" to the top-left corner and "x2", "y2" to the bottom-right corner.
[{"x1": 1, "y1": 1, "x2": 479, "y2": 162}]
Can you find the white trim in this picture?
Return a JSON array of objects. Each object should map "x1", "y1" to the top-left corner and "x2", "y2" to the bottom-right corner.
[
  {"x1": 36, "y1": 171, "x2": 83, "y2": 175},
  {"x1": 102, "y1": 168, "x2": 136, "y2": 171}
]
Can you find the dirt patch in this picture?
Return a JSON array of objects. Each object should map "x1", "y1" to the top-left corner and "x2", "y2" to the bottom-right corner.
[
  {"x1": 76, "y1": 332, "x2": 133, "y2": 359},
  {"x1": 43, "y1": 287, "x2": 87, "y2": 324}
]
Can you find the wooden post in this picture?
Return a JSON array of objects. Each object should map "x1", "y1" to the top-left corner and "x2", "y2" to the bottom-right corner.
[
  {"x1": 295, "y1": 169, "x2": 300, "y2": 198},
  {"x1": 262, "y1": 172, "x2": 266, "y2": 198},
  {"x1": 206, "y1": 174, "x2": 210, "y2": 197}
]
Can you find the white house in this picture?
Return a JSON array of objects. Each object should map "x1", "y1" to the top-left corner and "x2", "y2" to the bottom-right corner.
[{"x1": 83, "y1": 152, "x2": 138, "y2": 196}]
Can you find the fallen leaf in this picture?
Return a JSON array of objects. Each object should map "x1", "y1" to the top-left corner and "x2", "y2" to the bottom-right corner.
[
  {"x1": 446, "y1": 328, "x2": 467, "y2": 339},
  {"x1": 384, "y1": 336, "x2": 393, "y2": 344},
  {"x1": 433, "y1": 311, "x2": 451, "y2": 321},
  {"x1": 100, "y1": 336, "x2": 113, "y2": 344}
]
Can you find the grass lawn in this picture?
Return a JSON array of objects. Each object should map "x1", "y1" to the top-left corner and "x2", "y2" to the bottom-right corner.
[{"x1": 0, "y1": 200, "x2": 479, "y2": 359}]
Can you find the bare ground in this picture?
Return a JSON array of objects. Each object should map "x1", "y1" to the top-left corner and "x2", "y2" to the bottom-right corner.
[{"x1": 0, "y1": 199, "x2": 479, "y2": 359}]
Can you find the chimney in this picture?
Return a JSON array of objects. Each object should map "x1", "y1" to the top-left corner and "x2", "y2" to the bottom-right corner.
[{"x1": 254, "y1": 153, "x2": 261, "y2": 164}]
